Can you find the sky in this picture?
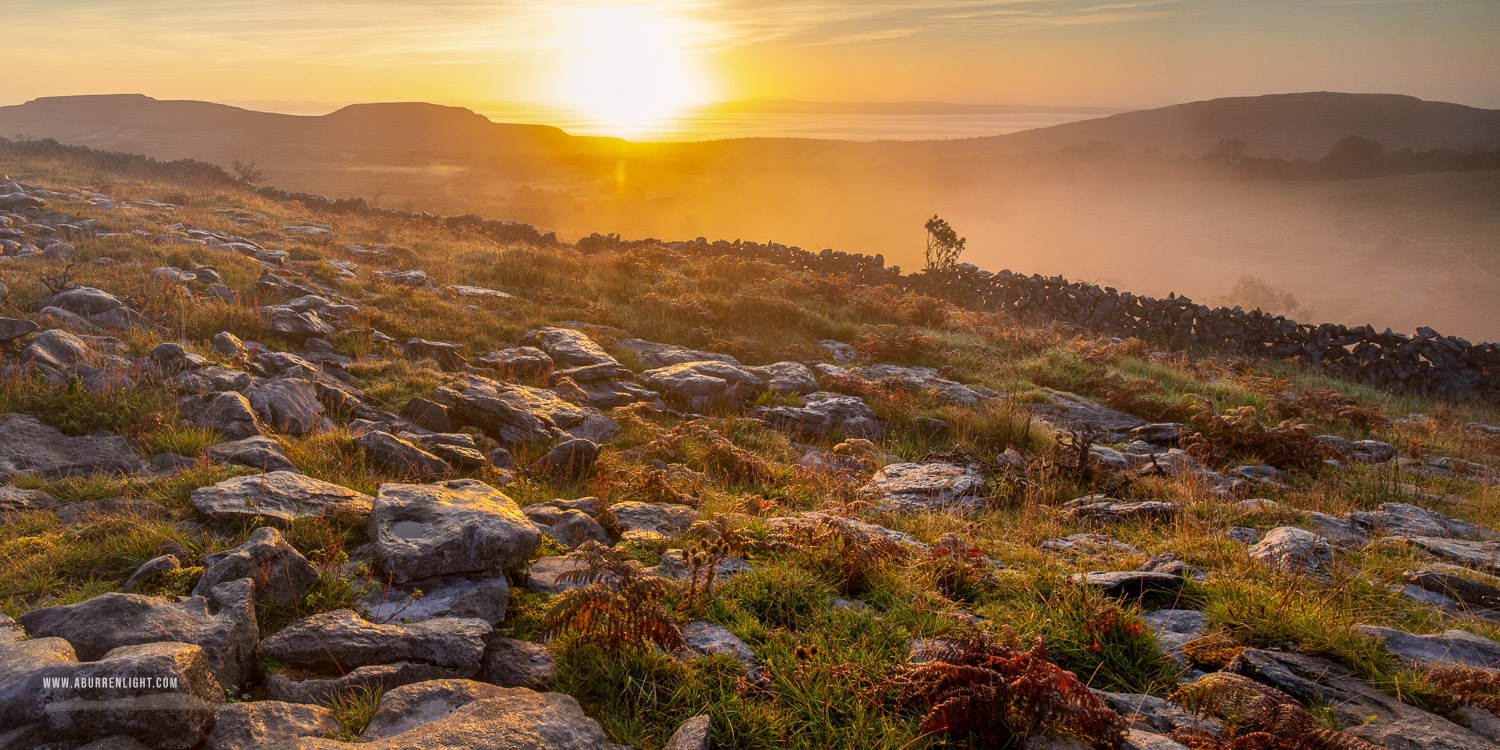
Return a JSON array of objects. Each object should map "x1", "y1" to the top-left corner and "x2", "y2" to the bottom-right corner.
[{"x1": 3, "y1": 0, "x2": 1498, "y2": 113}]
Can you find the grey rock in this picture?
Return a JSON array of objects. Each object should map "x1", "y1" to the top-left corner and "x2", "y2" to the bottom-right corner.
[
  {"x1": 1031, "y1": 389, "x2": 1147, "y2": 440},
  {"x1": 1357, "y1": 625, "x2": 1500, "y2": 670},
  {"x1": 246, "y1": 378, "x2": 331, "y2": 435},
  {"x1": 360, "y1": 678, "x2": 507, "y2": 740},
  {"x1": 610, "y1": 501, "x2": 698, "y2": 543},
  {"x1": 1099, "y1": 691, "x2": 1223, "y2": 736},
  {"x1": 210, "y1": 331, "x2": 246, "y2": 360},
  {"x1": 207, "y1": 701, "x2": 339, "y2": 750},
  {"x1": 1305, "y1": 511, "x2": 1370, "y2": 549},
  {"x1": 525, "y1": 556, "x2": 590, "y2": 593},
  {"x1": 443, "y1": 284, "x2": 515, "y2": 300},
  {"x1": 43, "y1": 286, "x2": 123, "y2": 316},
  {"x1": 663, "y1": 715, "x2": 711, "y2": 750},
  {"x1": 1404, "y1": 537, "x2": 1500, "y2": 574},
  {"x1": 642, "y1": 360, "x2": 769, "y2": 405},
  {"x1": 0, "y1": 485, "x2": 59, "y2": 515},
  {"x1": 474, "y1": 346, "x2": 554, "y2": 378},
  {"x1": 860, "y1": 462, "x2": 984, "y2": 514},
  {"x1": 749, "y1": 361, "x2": 820, "y2": 394},
  {"x1": 1071, "y1": 571, "x2": 1185, "y2": 598},
  {"x1": 1351, "y1": 439, "x2": 1398, "y2": 463},
  {"x1": 191, "y1": 471, "x2": 373, "y2": 527},
  {"x1": 519, "y1": 326, "x2": 619, "y2": 368},
  {"x1": 1403, "y1": 569, "x2": 1500, "y2": 610},
  {"x1": 195, "y1": 527, "x2": 318, "y2": 606},
  {"x1": 20, "y1": 328, "x2": 94, "y2": 373},
  {"x1": 479, "y1": 635, "x2": 555, "y2": 688},
  {"x1": 179, "y1": 391, "x2": 262, "y2": 439},
  {"x1": 755, "y1": 393, "x2": 884, "y2": 438},
  {"x1": 0, "y1": 413, "x2": 140, "y2": 478},
  {"x1": 1063, "y1": 496, "x2": 1180, "y2": 524},
  {"x1": 203, "y1": 434, "x2": 297, "y2": 472},
  {"x1": 359, "y1": 574, "x2": 511, "y2": 625},
  {"x1": 681, "y1": 620, "x2": 759, "y2": 674},
  {"x1": 262, "y1": 307, "x2": 335, "y2": 340},
  {"x1": 369, "y1": 479, "x2": 541, "y2": 583},
  {"x1": 528, "y1": 438, "x2": 600, "y2": 483},
  {"x1": 1349, "y1": 503, "x2": 1498, "y2": 540},
  {"x1": 258, "y1": 609, "x2": 487, "y2": 674},
  {"x1": 451, "y1": 375, "x2": 618, "y2": 447},
  {"x1": 0, "y1": 316, "x2": 39, "y2": 342},
  {"x1": 526, "y1": 507, "x2": 610, "y2": 548},
  {"x1": 612, "y1": 338, "x2": 738, "y2": 369},
  {"x1": 1129, "y1": 423, "x2": 1190, "y2": 444},
  {"x1": 1138, "y1": 610, "x2": 1207, "y2": 669},
  {"x1": 121, "y1": 554, "x2": 182, "y2": 593},
  {"x1": 16, "y1": 579, "x2": 257, "y2": 690},
  {"x1": 0, "y1": 641, "x2": 224, "y2": 750},
  {"x1": 1247, "y1": 527, "x2": 1335, "y2": 575},
  {"x1": 405, "y1": 338, "x2": 466, "y2": 369},
  {"x1": 1225, "y1": 526, "x2": 1260, "y2": 544},
  {"x1": 173, "y1": 366, "x2": 253, "y2": 394},
  {"x1": 357, "y1": 430, "x2": 452, "y2": 478},
  {"x1": 1228, "y1": 648, "x2": 1493, "y2": 750},
  {"x1": 401, "y1": 397, "x2": 451, "y2": 432},
  {"x1": 265, "y1": 661, "x2": 453, "y2": 705},
  {"x1": 280, "y1": 688, "x2": 611, "y2": 749}
]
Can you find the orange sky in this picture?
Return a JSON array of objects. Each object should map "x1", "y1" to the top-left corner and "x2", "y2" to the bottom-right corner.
[{"x1": 5, "y1": 0, "x2": 1498, "y2": 113}]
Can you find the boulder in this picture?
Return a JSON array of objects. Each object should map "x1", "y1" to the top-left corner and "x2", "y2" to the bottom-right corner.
[
  {"x1": 1063, "y1": 496, "x2": 1180, "y2": 524},
  {"x1": 359, "y1": 574, "x2": 511, "y2": 626},
  {"x1": 450, "y1": 375, "x2": 618, "y2": 447},
  {"x1": 1402, "y1": 569, "x2": 1500, "y2": 610},
  {"x1": 207, "y1": 701, "x2": 339, "y2": 750},
  {"x1": 0, "y1": 641, "x2": 224, "y2": 750},
  {"x1": 680, "y1": 621, "x2": 759, "y2": 675},
  {"x1": 1403, "y1": 537, "x2": 1500, "y2": 574},
  {"x1": 1228, "y1": 648, "x2": 1493, "y2": 750},
  {"x1": 525, "y1": 507, "x2": 610, "y2": 548},
  {"x1": 262, "y1": 307, "x2": 335, "y2": 340},
  {"x1": 527, "y1": 438, "x2": 600, "y2": 483},
  {"x1": 0, "y1": 485, "x2": 58, "y2": 515},
  {"x1": 202, "y1": 435, "x2": 297, "y2": 472},
  {"x1": 280, "y1": 688, "x2": 611, "y2": 749},
  {"x1": 519, "y1": 327, "x2": 618, "y2": 368},
  {"x1": 479, "y1": 635, "x2": 555, "y2": 688},
  {"x1": 266, "y1": 662, "x2": 453, "y2": 706},
  {"x1": 404, "y1": 338, "x2": 465, "y2": 369},
  {"x1": 191, "y1": 471, "x2": 373, "y2": 527},
  {"x1": 357, "y1": 430, "x2": 452, "y2": 478},
  {"x1": 474, "y1": 347, "x2": 553, "y2": 378},
  {"x1": 641, "y1": 360, "x2": 769, "y2": 406},
  {"x1": 194, "y1": 527, "x2": 318, "y2": 606},
  {"x1": 258, "y1": 609, "x2": 487, "y2": 675},
  {"x1": 1356, "y1": 626, "x2": 1500, "y2": 670},
  {"x1": 358, "y1": 678, "x2": 505, "y2": 741},
  {"x1": 0, "y1": 413, "x2": 140, "y2": 478},
  {"x1": 1030, "y1": 390, "x2": 1147, "y2": 440},
  {"x1": 121, "y1": 554, "x2": 182, "y2": 593},
  {"x1": 755, "y1": 393, "x2": 884, "y2": 439},
  {"x1": 1246, "y1": 527, "x2": 1335, "y2": 575},
  {"x1": 525, "y1": 556, "x2": 590, "y2": 593},
  {"x1": 369, "y1": 479, "x2": 541, "y2": 583},
  {"x1": 749, "y1": 361, "x2": 820, "y2": 394},
  {"x1": 210, "y1": 331, "x2": 246, "y2": 360},
  {"x1": 612, "y1": 338, "x2": 738, "y2": 368},
  {"x1": 1138, "y1": 610, "x2": 1207, "y2": 669},
  {"x1": 610, "y1": 501, "x2": 699, "y2": 543},
  {"x1": 0, "y1": 316, "x2": 38, "y2": 342},
  {"x1": 173, "y1": 366, "x2": 253, "y2": 394},
  {"x1": 443, "y1": 284, "x2": 514, "y2": 301},
  {"x1": 860, "y1": 462, "x2": 984, "y2": 513},
  {"x1": 16, "y1": 579, "x2": 258, "y2": 690},
  {"x1": 178, "y1": 391, "x2": 262, "y2": 439},
  {"x1": 246, "y1": 378, "x2": 331, "y2": 435},
  {"x1": 44, "y1": 287, "x2": 123, "y2": 317},
  {"x1": 663, "y1": 715, "x2": 711, "y2": 750},
  {"x1": 1348, "y1": 503, "x2": 1497, "y2": 540}
]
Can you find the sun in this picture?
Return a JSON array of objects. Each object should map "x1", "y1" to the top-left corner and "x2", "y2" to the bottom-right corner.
[{"x1": 554, "y1": 5, "x2": 707, "y2": 137}]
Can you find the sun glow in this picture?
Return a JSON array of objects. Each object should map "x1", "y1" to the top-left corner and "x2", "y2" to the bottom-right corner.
[{"x1": 553, "y1": 5, "x2": 709, "y2": 137}]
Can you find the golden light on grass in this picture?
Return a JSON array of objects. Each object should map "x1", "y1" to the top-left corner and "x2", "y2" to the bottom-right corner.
[{"x1": 552, "y1": 4, "x2": 710, "y2": 138}]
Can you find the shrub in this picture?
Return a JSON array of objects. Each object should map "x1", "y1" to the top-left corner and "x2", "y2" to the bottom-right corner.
[
  {"x1": 880, "y1": 629, "x2": 1125, "y2": 749},
  {"x1": 541, "y1": 541, "x2": 683, "y2": 652}
]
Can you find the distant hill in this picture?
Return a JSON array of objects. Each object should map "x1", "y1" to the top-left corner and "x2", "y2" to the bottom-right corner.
[
  {"x1": 699, "y1": 99, "x2": 1123, "y2": 116},
  {"x1": 965, "y1": 92, "x2": 1500, "y2": 158}
]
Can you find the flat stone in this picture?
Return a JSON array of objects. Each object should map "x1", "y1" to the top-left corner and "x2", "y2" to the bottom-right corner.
[
  {"x1": 1404, "y1": 537, "x2": 1500, "y2": 574},
  {"x1": 0, "y1": 641, "x2": 224, "y2": 750},
  {"x1": 0, "y1": 317, "x2": 39, "y2": 341},
  {"x1": 1356, "y1": 626, "x2": 1500, "y2": 670},
  {"x1": 16, "y1": 579, "x2": 258, "y2": 690},
  {"x1": 525, "y1": 556, "x2": 591, "y2": 593},
  {"x1": 1071, "y1": 571, "x2": 1185, "y2": 598},
  {"x1": 369, "y1": 479, "x2": 541, "y2": 583},
  {"x1": 1246, "y1": 526, "x2": 1335, "y2": 575},
  {"x1": 680, "y1": 621, "x2": 758, "y2": 674},
  {"x1": 1402, "y1": 569, "x2": 1500, "y2": 610},
  {"x1": 0, "y1": 485, "x2": 59, "y2": 515},
  {"x1": 1031, "y1": 389, "x2": 1147, "y2": 440},
  {"x1": 259, "y1": 609, "x2": 487, "y2": 675},
  {"x1": 612, "y1": 338, "x2": 738, "y2": 369},
  {"x1": 474, "y1": 347, "x2": 553, "y2": 378},
  {"x1": 203, "y1": 435, "x2": 297, "y2": 472},
  {"x1": 359, "y1": 574, "x2": 511, "y2": 625},
  {"x1": 860, "y1": 462, "x2": 984, "y2": 513},
  {"x1": 207, "y1": 701, "x2": 339, "y2": 750},
  {"x1": 360, "y1": 678, "x2": 507, "y2": 741},
  {"x1": 280, "y1": 688, "x2": 611, "y2": 749},
  {"x1": 245, "y1": 378, "x2": 331, "y2": 435},
  {"x1": 519, "y1": 327, "x2": 619, "y2": 368},
  {"x1": 191, "y1": 471, "x2": 373, "y2": 527},
  {"x1": 1349, "y1": 503, "x2": 1497, "y2": 540},
  {"x1": 357, "y1": 430, "x2": 452, "y2": 478},
  {"x1": 1063, "y1": 496, "x2": 1180, "y2": 524},
  {"x1": 0, "y1": 413, "x2": 140, "y2": 478},
  {"x1": 451, "y1": 375, "x2": 618, "y2": 447},
  {"x1": 663, "y1": 715, "x2": 711, "y2": 750},
  {"x1": 478, "y1": 635, "x2": 555, "y2": 688},
  {"x1": 610, "y1": 501, "x2": 698, "y2": 543}
]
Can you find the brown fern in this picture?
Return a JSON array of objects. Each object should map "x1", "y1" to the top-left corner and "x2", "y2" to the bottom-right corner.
[
  {"x1": 1167, "y1": 672, "x2": 1382, "y2": 750},
  {"x1": 773, "y1": 511, "x2": 903, "y2": 593},
  {"x1": 540, "y1": 541, "x2": 683, "y2": 652},
  {"x1": 880, "y1": 629, "x2": 1126, "y2": 749}
]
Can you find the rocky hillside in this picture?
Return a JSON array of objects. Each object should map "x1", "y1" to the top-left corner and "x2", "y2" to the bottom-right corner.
[{"x1": 1, "y1": 148, "x2": 1499, "y2": 750}]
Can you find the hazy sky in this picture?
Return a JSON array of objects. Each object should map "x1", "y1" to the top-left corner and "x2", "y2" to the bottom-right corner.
[{"x1": 4, "y1": 0, "x2": 1497, "y2": 111}]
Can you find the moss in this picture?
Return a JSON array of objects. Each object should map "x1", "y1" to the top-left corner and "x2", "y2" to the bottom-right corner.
[{"x1": 133, "y1": 566, "x2": 204, "y2": 598}]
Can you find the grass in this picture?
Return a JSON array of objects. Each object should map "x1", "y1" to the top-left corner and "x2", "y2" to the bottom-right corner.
[{"x1": 3, "y1": 147, "x2": 1500, "y2": 747}]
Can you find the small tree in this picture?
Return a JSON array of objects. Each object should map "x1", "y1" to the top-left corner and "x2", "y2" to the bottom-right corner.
[
  {"x1": 1212, "y1": 138, "x2": 1247, "y2": 166},
  {"x1": 230, "y1": 158, "x2": 265, "y2": 184},
  {"x1": 924, "y1": 215, "x2": 966, "y2": 271}
]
